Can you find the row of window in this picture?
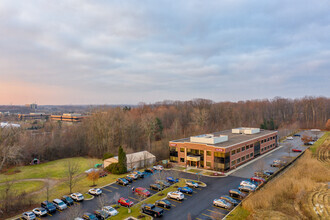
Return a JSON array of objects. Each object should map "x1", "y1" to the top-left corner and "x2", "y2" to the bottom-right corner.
[
  {"x1": 180, "y1": 147, "x2": 212, "y2": 156},
  {"x1": 231, "y1": 144, "x2": 253, "y2": 155},
  {"x1": 261, "y1": 135, "x2": 277, "y2": 144},
  {"x1": 232, "y1": 153, "x2": 254, "y2": 166},
  {"x1": 179, "y1": 157, "x2": 212, "y2": 167},
  {"x1": 261, "y1": 143, "x2": 276, "y2": 152}
]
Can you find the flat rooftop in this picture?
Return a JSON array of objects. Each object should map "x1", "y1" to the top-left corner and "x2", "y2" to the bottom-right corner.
[{"x1": 170, "y1": 129, "x2": 277, "y2": 148}]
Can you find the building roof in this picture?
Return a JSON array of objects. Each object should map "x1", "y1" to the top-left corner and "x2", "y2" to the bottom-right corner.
[
  {"x1": 170, "y1": 129, "x2": 277, "y2": 148},
  {"x1": 111, "y1": 150, "x2": 156, "y2": 163}
]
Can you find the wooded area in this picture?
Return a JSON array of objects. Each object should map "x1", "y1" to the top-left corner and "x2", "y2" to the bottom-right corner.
[{"x1": 0, "y1": 96, "x2": 329, "y2": 171}]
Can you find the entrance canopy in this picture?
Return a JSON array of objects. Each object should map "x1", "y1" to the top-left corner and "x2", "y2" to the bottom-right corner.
[{"x1": 187, "y1": 155, "x2": 201, "y2": 162}]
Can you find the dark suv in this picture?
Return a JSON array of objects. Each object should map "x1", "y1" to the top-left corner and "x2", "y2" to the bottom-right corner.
[
  {"x1": 41, "y1": 201, "x2": 56, "y2": 213},
  {"x1": 62, "y1": 195, "x2": 74, "y2": 206},
  {"x1": 141, "y1": 204, "x2": 164, "y2": 218}
]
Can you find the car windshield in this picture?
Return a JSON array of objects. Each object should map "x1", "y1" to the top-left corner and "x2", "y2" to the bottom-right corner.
[
  {"x1": 142, "y1": 189, "x2": 148, "y2": 193},
  {"x1": 58, "y1": 201, "x2": 65, "y2": 205}
]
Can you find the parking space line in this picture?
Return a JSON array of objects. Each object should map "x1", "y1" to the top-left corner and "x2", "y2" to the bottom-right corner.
[
  {"x1": 207, "y1": 209, "x2": 225, "y2": 215},
  {"x1": 36, "y1": 217, "x2": 41, "y2": 220},
  {"x1": 57, "y1": 209, "x2": 62, "y2": 212},
  {"x1": 202, "y1": 213, "x2": 213, "y2": 218},
  {"x1": 102, "y1": 188, "x2": 113, "y2": 193},
  {"x1": 47, "y1": 213, "x2": 52, "y2": 216},
  {"x1": 213, "y1": 206, "x2": 229, "y2": 211},
  {"x1": 128, "y1": 196, "x2": 139, "y2": 201},
  {"x1": 168, "y1": 198, "x2": 182, "y2": 203},
  {"x1": 110, "y1": 185, "x2": 119, "y2": 189},
  {"x1": 156, "y1": 205, "x2": 170, "y2": 211},
  {"x1": 183, "y1": 193, "x2": 192, "y2": 196},
  {"x1": 196, "y1": 218, "x2": 203, "y2": 220},
  {"x1": 171, "y1": 204, "x2": 176, "y2": 207},
  {"x1": 195, "y1": 188, "x2": 202, "y2": 190},
  {"x1": 74, "y1": 201, "x2": 80, "y2": 204},
  {"x1": 67, "y1": 206, "x2": 71, "y2": 208}
]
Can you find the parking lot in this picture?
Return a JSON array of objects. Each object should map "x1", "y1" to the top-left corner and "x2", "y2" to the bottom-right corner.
[{"x1": 23, "y1": 130, "x2": 320, "y2": 220}]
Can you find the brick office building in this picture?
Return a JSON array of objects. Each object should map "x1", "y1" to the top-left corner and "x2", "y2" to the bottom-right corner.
[{"x1": 169, "y1": 128, "x2": 278, "y2": 172}]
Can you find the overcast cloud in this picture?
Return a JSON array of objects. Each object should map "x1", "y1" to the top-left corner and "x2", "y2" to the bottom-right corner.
[{"x1": 0, "y1": 0, "x2": 329, "y2": 104}]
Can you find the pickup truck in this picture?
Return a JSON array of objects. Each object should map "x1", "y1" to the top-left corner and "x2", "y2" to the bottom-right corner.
[{"x1": 141, "y1": 204, "x2": 164, "y2": 218}]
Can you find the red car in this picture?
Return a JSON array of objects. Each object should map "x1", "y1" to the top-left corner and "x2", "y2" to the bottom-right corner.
[
  {"x1": 292, "y1": 149, "x2": 302, "y2": 152},
  {"x1": 134, "y1": 187, "x2": 151, "y2": 197},
  {"x1": 250, "y1": 176, "x2": 266, "y2": 183},
  {"x1": 118, "y1": 197, "x2": 134, "y2": 207}
]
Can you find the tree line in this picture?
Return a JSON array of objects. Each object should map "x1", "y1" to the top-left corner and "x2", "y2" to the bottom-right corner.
[{"x1": 0, "y1": 96, "x2": 329, "y2": 171}]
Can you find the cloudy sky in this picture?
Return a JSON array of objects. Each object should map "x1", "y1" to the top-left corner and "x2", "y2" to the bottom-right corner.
[{"x1": 0, "y1": 0, "x2": 329, "y2": 105}]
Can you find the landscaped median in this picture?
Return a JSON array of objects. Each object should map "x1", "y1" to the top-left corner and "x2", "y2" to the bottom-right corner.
[{"x1": 111, "y1": 178, "x2": 206, "y2": 220}]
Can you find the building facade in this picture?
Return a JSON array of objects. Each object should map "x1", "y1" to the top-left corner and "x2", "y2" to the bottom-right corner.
[{"x1": 169, "y1": 128, "x2": 278, "y2": 172}]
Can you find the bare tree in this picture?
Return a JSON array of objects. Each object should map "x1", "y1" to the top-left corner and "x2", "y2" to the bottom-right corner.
[
  {"x1": 97, "y1": 194, "x2": 110, "y2": 209},
  {"x1": 66, "y1": 160, "x2": 80, "y2": 194},
  {"x1": 45, "y1": 176, "x2": 51, "y2": 201},
  {"x1": 0, "y1": 180, "x2": 15, "y2": 214},
  {"x1": 0, "y1": 127, "x2": 22, "y2": 171},
  {"x1": 286, "y1": 143, "x2": 293, "y2": 158},
  {"x1": 127, "y1": 154, "x2": 136, "y2": 171},
  {"x1": 62, "y1": 204, "x2": 83, "y2": 220},
  {"x1": 87, "y1": 170, "x2": 100, "y2": 186},
  {"x1": 112, "y1": 192, "x2": 120, "y2": 206}
]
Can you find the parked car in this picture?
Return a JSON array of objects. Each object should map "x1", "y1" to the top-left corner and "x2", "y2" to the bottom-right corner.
[
  {"x1": 167, "y1": 176, "x2": 179, "y2": 183},
  {"x1": 264, "y1": 170, "x2": 274, "y2": 176},
  {"x1": 82, "y1": 212, "x2": 97, "y2": 220},
  {"x1": 88, "y1": 188, "x2": 102, "y2": 196},
  {"x1": 102, "y1": 206, "x2": 119, "y2": 216},
  {"x1": 62, "y1": 195, "x2": 74, "y2": 206},
  {"x1": 118, "y1": 197, "x2": 134, "y2": 207},
  {"x1": 134, "y1": 187, "x2": 151, "y2": 197},
  {"x1": 186, "y1": 180, "x2": 199, "y2": 188},
  {"x1": 132, "y1": 171, "x2": 144, "y2": 178},
  {"x1": 219, "y1": 195, "x2": 239, "y2": 206},
  {"x1": 254, "y1": 171, "x2": 268, "y2": 178},
  {"x1": 41, "y1": 201, "x2": 56, "y2": 213},
  {"x1": 127, "y1": 173, "x2": 139, "y2": 180},
  {"x1": 305, "y1": 141, "x2": 315, "y2": 145},
  {"x1": 150, "y1": 183, "x2": 164, "y2": 191},
  {"x1": 156, "y1": 180, "x2": 171, "y2": 188},
  {"x1": 116, "y1": 178, "x2": 129, "y2": 186},
  {"x1": 153, "y1": 165, "x2": 164, "y2": 171},
  {"x1": 271, "y1": 160, "x2": 283, "y2": 167},
  {"x1": 250, "y1": 176, "x2": 266, "y2": 183},
  {"x1": 145, "y1": 167, "x2": 155, "y2": 173},
  {"x1": 155, "y1": 199, "x2": 172, "y2": 209},
  {"x1": 124, "y1": 176, "x2": 133, "y2": 183},
  {"x1": 229, "y1": 189, "x2": 247, "y2": 199},
  {"x1": 141, "y1": 204, "x2": 164, "y2": 218},
  {"x1": 70, "y1": 193, "x2": 84, "y2": 201},
  {"x1": 53, "y1": 198, "x2": 68, "y2": 210},
  {"x1": 286, "y1": 136, "x2": 293, "y2": 140},
  {"x1": 167, "y1": 191, "x2": 184, "y2": 201},
  {"x1": 32, "y1": 208, "x2": 47, "y2": 217},
  {"x1": 22, "y1": 211, "x2": 36, "y2": 220},
  {"x1": 99, "y1": 171, "x2": 108, "y2": 178},
  {"x1": 213, "y1": 199, "x2": 233, "y2": 209},
  {"x1": 240, "y1": 180, "x2": 257, "y2": 189},
  {"x1": 238, "y1": 185, "x2": 255, "y2": 193},
  {"x1": 293, "y1": 134, "x2": 301, "y2": 137},
  {"x1": 292, "y1": 149, "x2": 302, "y2": 152},
  {"x1": 178, "y1": 186, "x2": 193, "y2": 194},
  {"x1": 94, "y1": 210, "x2": 110, "y2": 220}
]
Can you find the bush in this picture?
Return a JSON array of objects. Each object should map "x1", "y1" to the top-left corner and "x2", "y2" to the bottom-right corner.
[
  {"x1": 105, "y1": 162, "x2": 126, "y2": 175},
  {"x1": 102, "y1": 152, "x2": 114, "y2": 161}
]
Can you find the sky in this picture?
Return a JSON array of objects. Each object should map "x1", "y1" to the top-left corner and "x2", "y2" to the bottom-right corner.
[{"x1": 0, "y1": 0, "x2": 329, "y2": 105}]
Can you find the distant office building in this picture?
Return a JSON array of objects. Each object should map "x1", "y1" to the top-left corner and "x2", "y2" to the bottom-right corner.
[
  {"x1": 18, "y1": 113, "x2": 50, "y2": 120},
  {"x1": 169, "y1": 127, "x2": 278, "y2": 172},
  {"x1": 50, "y1": 113, "x2": 85, "y2": 122},
  {"x1": 0, "y1": 122, "x2": 21, "y2": 128},
  {"x1": 25, "y1": 103, "x2": 38, "y2": 111}
]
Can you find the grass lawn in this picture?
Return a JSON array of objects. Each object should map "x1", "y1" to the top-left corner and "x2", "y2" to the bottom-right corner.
[
  {"x1": 0, "y1": 157, "x2": 101, "y2": 183},
  {"x1": 0, "y1": 180, "x2": 45, "y2": 194},
  {"x1": 111, "y1": 179, "x2": 192, "y2": 220},
  {"x1": 173, "y1": 166, "x2": 186, "y2": 171},
  {"x1": 187, "y1": 168, "x2": 202, "y2": 173},
  {"x1": 226, "y1": 205, "x2": 250, "y2": 220},
  {"x1": 309, "y1": 131, "x2": 329, "y2": 155}
]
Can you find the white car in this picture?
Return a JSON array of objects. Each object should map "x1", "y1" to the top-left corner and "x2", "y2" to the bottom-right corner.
[
  {"x1": 238, "y1": 185, "x2": 255, "y2": 193},
  {"x1": 213, "y1": 199, "x2": 233, "y2": 209},
  {"x1": 186, "y1": 180, "x2": 199, "y2": 188},
  {"x1": 286, "y1": 136, "x2": 293, "y2": 140},
  {"x1": 70, "y1": 192, "x2": 84, "y2": 201},
  {"x1": 102, "y1": 206, "x2": 119, "y2": 216},
  {"x1": 127, "y1": 173, "x2": 139, "y2": 180},
  {"x1": 88, "y1": 188, "x2": 102, "y2": 196},
  {"x1": 53, "y1": 199, "x2": 68, "y2": 210},
  {"x1": 153, "y1": 165, "x2": 164, "y2": 170},
  {"x1": 167, "y1": 191, "x2": 184, "y2": 201},
  {"x1": 240, "y1": 180, "x2": 257, "y2": 189},
  {"x1": 32, "y1": 207, "x2": 47, "y2": 217},
  {"x1": 22, "y1": 211, "x2": 36, "y2": 220}
]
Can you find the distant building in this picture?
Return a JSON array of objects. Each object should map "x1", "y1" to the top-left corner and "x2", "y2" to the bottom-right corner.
[
  {"x1": 103, "y1": 151, "x2": 156, "y2": 170},
  {"x1": 50, "y1": 113, "x2": 85, "y2": 122},
  {"x1": 18, "y1": 113, "x2": 50, "y2": 120},
  {"x1": 0, "y1": 122, "x2": 21, "y2": 128},
  {"x1": 25, "y1": 103, "x2": 38, "y2": 111},
  {"x1": 169, "y1": 127, "x2": 278, "y2": 172}
]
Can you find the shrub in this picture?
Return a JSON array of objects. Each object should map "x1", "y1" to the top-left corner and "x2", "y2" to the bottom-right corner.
[{"x1": 102, "y1": 152, "x2": 114, "y2": 161}]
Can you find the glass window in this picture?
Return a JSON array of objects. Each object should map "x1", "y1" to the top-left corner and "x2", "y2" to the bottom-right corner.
[
  {"x1": 237, "y1": 158, "x2": 241, "y2": 163},
  {"x1": 170, "y1": 156, "x2": 178, "y2": 162},
  {"x1": 180, "y1": 148, "x2": 185, "y2": 152},
  {"x1": 242, "y1": 156, "x2": 245, "y2": 161},
  {"x1": 242, "y1": 146, "x2": 245, "y2": 151},
  {"x1": 261, "y1": 140, "x2": 264, "y2": 143},
  {"x1": 180, "y1": 158, "x2": 185, "y2": 162},
  {"x1": 170, "y1": 147, "x2": 177, "y2": 151},
  {"x1": 231, "y1": 150, "x2": 236, "y2": 155},
  {"x1": 250, "y1": 153, "x2": 253, "y2": 157},
  {"x1": 246, "y1": 146, "x2": 249, "y2": 150},
  {"x1": 237, "y1": 148, "x2": 241, "y2": 153},
  {"x1": 206, "y1": 162, "x2": 211, "y2": 167},
  {"x1": 232, "y1": 160, "x2": 236, "y2": 166},
  {"x1": 250, "y1": 144, "x2": 253, "y2": 148},
  {"x1": 246, "y1": 154, "x2": 249, "y2": 159},
  {"x1": 207, "y1": 151, "x2": 212, "y2": 156}
]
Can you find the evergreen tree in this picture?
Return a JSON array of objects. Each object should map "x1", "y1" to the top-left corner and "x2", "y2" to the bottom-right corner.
[{"x1": 118, "y1": 146, "x2": 127, "y2": 173}]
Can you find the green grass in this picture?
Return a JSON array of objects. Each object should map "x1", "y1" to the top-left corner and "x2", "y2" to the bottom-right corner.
[
  {"x1": 187, "y1": 169, "x2": 202, "y2": 173},
  {"x1": 174, "y1": 166, "x2": 186, "y2": 170},
  {"x1": 226, "y1": 205, "x2": 250, "y2": 220},
  {"x1": 309, "y1": 132, "x2": 329, "y2": 155},
  {"x1": 0, "y1": 157, "x2": 101, "y2": 183},
  {"x1": 0, "y1": 181, "x2": 45, "y2": 194}
]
